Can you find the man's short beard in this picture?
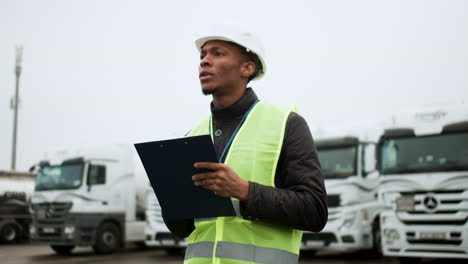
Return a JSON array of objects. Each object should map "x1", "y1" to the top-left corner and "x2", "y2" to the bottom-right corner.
[{"x1": 201, "y1": 87, "x2": 216, "y2": 95}]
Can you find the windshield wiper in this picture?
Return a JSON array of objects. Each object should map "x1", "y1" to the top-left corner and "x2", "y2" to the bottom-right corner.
[
  {"x1": 324, "y1": 173, "x2": 353, "y2": 179},
  {"x1": 383, "y1": 168, "x2": 423, "y2": 174},
  {"x1": 434, "y1": 165, "x2": 468, "y2": 172},
  {"x1": 384, "y1": 165, "x2": 468, "y2": 174},
  {"x1": 34, "y1": 183, "x2": 49, "y2": 190}
]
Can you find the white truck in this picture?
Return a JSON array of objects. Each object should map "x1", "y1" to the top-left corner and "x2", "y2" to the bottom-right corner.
[
  {"x1": 30, "y1": 144, "x2": 148, "y2": 254},
  {"x1": 144, "y1": 191, "x2": 187, "y2": 255},
  {"x1": 301, "y1": 134, "x2": 383, "y2": 253},
  {"x1": 0, "y1": 170, "x2": 35, "y2": 243},
  {"x1": 378, "y1": 106, "x2": 468, "y2": 262}
]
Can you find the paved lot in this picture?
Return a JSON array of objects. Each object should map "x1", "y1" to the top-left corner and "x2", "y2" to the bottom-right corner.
[{"x1": 0, "y1": 243, "x2": 464, "y2": 264}]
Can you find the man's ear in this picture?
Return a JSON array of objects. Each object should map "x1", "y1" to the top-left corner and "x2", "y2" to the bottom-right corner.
[{"x1": 240, "y1": 61, "x2": 256, "y2": 79}]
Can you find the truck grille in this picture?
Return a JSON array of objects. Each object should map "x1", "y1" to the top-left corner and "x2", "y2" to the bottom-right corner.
[
  {"x1": 397, "y1": 189, "x2": 468, "y2": 225},
  {"x1": 32, "y1": 202, "x2": 72, "y2": 224},
  {"x1": 146, "y1": 194, "x2": 165, "y2": 225}
]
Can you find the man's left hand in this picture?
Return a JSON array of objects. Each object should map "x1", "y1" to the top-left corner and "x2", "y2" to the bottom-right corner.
[{"x1": 192, "y1": 162, "x2": 249, "y2": 202}]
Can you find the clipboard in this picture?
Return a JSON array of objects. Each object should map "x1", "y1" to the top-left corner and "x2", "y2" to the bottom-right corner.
[{"x1": 134, "y1": 135, "x2": 236, "y2": 220}]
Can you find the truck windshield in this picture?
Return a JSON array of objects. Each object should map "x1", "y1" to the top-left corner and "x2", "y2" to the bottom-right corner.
[
  {"x1": 317, "y1": 146, "x2": 357, "y2": 179},
  {"x1": 380, "y1": 132, "x2": 468, "y2": 175},
  {"x1": 35, "y1": 163, "x2": 84, "y2": 191}
]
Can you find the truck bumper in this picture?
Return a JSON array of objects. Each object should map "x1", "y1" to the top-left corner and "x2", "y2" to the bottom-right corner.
[
  {"x1": 31, "y1": 213, "x2": 123, "y2": 247},
  {"x1": 301, "y1": 217, "x2": 373, "y2": 250},
  {"x1": 31, "y1": 214, "x2": 95, "y2": 246},
  {"x1": 380, "y1": 211, "x2": 468, "y2": 259},
  {"x1": 144, "y1": 227, "x2": 186, "y2": 248}
]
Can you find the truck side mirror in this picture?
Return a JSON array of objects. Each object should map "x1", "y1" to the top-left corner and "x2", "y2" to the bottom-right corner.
[{"x1": 363, "y1": 144, "x2": 376, "y2": 177}]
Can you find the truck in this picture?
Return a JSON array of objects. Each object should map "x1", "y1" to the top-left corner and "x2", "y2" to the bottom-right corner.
[
  {"x1": 378, "y1": 106, "x2": 468, "y2": 262},
  {"x1": 30, "y1": 144, "x2": 149, "y2": 254},
  {"x1": 0, "y1": 170, "x2": 35, "y2": 243},
  {"x1": 301, "y1": 132, "x2": 383, "y2": 254},
  {"x1": 144, "y1": 191, "x2": 187, "y2": 255}
]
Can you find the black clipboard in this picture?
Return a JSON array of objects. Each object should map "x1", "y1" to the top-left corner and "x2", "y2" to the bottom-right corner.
[{"x1": 134, "y1": 135, "x2": 236, "y2": 220}]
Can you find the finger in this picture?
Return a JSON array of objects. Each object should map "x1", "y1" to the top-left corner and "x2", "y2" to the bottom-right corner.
[
  {"x1": 192, "y1": 171, "x2": 217, "y2": 182},
  {"x1": 194, "y1": 162, "x2": 223, "y2": 171},
  {"x1": 195, "y1": 178, "x2": 218, "y2": 187}
]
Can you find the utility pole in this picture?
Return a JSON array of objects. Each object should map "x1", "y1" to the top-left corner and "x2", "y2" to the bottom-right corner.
[{"x1": 11, "y1": 45, "x2": 23, "y2": 171}]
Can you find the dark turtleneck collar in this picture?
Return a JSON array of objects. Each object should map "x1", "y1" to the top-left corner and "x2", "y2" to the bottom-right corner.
[{"x1": 210, "y1": 88, "x2": 258, "y2": 120}]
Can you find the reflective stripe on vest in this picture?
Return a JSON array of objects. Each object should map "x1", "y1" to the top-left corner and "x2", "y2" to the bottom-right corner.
[
  {"x1": 185, "y1": 101, "x2": 302, "y2": 264},
  {"x1": 185, "y1": 241, "x2": 299, "y2": 264}
]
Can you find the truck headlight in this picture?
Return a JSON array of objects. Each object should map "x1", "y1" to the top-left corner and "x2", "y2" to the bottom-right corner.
[
  {"x1": 64, "y1": 226, "x2": 75, "y2": 239},
  {"x1": 30, "y1": 226, "x2": 36, "y2": 235},
  {"x1": 382, "y1": 192, "x2": 400, "y2": 207},
  {"x1": 64, "y1": 226, "x2": 75, "y2": 234},
  {"x1": 383, "y1": 228, "x2": 400, "y2": 243},
  {"x1": 342, "y1": 212, "x2": 357, "y2": 229}
]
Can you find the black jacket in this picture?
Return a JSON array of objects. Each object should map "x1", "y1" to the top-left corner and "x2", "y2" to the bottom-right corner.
[{"x1": 164, "y1": 88, "x2": 328, "y2": 237}]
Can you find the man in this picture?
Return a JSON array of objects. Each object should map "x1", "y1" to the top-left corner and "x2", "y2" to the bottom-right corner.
[{"x1": 164, "y1": 26, "x2": 327, "y2": 264}]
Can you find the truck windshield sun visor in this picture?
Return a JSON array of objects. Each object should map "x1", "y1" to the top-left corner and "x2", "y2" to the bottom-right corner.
[
  {"x1": 442, "y1": 121, "x2": 468, "y2": 133},
  {"x1": 39, "y1": 160, "x2": 50, "y2": 167},
  {"x1": 62, "y1": 157, "x2": 85, "y2": 165},
  {"x1": 383, "y1": 128, "x2": 415, "y2": 138},
  {"x1": 316, "y1": 137, "x2": 359, "y2": 150}
]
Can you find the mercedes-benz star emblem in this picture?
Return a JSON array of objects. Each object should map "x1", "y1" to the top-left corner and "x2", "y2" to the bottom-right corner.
[{"x1": 423, "y1": 195, "x2": 438, "y2": 211}]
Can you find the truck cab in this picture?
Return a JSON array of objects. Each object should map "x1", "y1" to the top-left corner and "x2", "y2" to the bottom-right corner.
[
  {"x1": 378, "y1": 107, "x2": 468, "y2": 261},
  {"x1": 144, "y1": 191, "x2": 187, "y2": 254},
  {"x1": 302, "y1": 135, "x2": 383, "y2": 253},
  {"x1": 30, "y1": 144, "x2": 147, "y2": 254},
  {"x1": 0, "y1": 171, "x2": 35, "y2": 243}
]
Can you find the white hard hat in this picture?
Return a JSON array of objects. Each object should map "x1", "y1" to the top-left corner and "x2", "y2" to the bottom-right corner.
[{"x1": 195, "y1": 25, "x2": 266, "y2": 81}]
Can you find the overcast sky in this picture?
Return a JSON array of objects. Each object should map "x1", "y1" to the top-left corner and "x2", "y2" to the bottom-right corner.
[{"x1": 1, "y1": 0, "x2": 467, "y2": 171}]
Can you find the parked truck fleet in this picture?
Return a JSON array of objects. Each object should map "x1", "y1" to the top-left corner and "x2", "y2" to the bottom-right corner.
[{"x1": 1, "y1": 106, "x2": 467, "y2": 262}]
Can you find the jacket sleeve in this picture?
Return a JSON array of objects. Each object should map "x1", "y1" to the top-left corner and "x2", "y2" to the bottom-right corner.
[{"x1": 241, "y1": 112, "x2": 328, "y2": 232}]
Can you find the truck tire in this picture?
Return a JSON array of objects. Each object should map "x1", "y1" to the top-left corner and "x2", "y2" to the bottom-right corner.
[
  {"x1": 165, "y1": 248, "x2": 185, "y2": 256},
  {"x1": 92, "y1": 222, "x2": 121, "y2": 254},
  {"x1": 0, "y1": 223, "x2": 20, "y2": 243},
  {"x1": 50, "y1": 245, "x2": 75, "y2": 255},
  {"x1": 372, "y1": 219, "x2": 382, "y2": 256},
  {"x1": 398, "y1": 257, "x2": 421, "y2": 264},
  {"x1": 135, "y1": 241, "x2": 147, "y2": 249},
  {"x1": 301, "y1": 250, "x2": 318, "y2": 257}
]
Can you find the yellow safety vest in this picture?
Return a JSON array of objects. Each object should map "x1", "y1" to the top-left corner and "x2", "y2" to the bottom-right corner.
[{"x1": 185, "y1": 101, "x2": 303, "y2": 264}]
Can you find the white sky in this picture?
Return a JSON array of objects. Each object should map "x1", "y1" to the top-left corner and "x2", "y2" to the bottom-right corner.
[{"x1": 1, "y1": 0, "x2": 467, "y2": 171}]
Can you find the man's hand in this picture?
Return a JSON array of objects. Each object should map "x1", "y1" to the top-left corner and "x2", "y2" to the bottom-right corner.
[{"x1": 192, "y1": 162, "x2": 249, "y2": 202}]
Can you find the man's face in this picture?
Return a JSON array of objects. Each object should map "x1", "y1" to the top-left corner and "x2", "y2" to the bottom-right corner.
[{"x1": 199, "y1": 40, "x2": 247, "y2": 95}]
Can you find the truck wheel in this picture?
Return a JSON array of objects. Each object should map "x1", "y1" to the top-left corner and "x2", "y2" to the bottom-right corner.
[
  {"x1": 92, "y1": 222, "x2": 121, "y2": 254},
  {"x1": 301, "y1": 250, "x2": 317, "y2": 257},
  {"x1": 0, "y1": 223, "x2": 20, "y2": 243},
  {"x1": 398, "y1": 257, "x2": 421, "y2": 264},
  {"x1": 50, "y1": 245, "x2": 75, "y2": 255},
  {"x1": 372, "y1": 219, "x2": 382, "y2": 256},
  {"x1": 165, "y1": 248, "x2": 185, "y2": 256},
  {"x1": 135, "y1": 241, "x2": 147, "y2": 249}
]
